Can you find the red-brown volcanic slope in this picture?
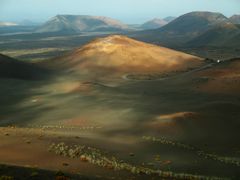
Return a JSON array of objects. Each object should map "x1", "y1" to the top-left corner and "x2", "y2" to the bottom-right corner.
[
  {"x1": 195, "y1": 59, "x2": 240, "y2": 94},
  {"x1": 51, "y1": 35, "x2": 203, "y2": 75}
]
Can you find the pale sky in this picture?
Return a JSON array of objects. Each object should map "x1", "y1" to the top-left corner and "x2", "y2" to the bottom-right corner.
[{"x1": 0, "y1": 0, "x2": 239, "y2": 24}]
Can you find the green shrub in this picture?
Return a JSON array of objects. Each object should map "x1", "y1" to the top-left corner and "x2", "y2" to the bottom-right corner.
[
  {"x1": 30, "y1": 171, "x2": 39, "y2": 177},
  {"x1": 0, "y1": 176, "x2": 14, "y2": 180}
]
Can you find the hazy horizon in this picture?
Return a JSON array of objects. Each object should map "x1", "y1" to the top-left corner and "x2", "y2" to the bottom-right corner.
[{"x1": 0, "y1": 0, "x2": 239, "y2": 24}]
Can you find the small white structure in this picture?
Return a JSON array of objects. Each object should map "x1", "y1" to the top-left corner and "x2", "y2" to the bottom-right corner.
[
  {"x1": 217, "y1": 59, "x2": 221, "y2": 63},
  {"x1": 31, "y1": 99, "x2": 38, "y2": 103}
]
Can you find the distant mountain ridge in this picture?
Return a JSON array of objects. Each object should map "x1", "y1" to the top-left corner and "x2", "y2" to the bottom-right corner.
[
  {"x1": 35, "y1": 15, "x2": 130, "y2": 33},
  {"x1": 163, "y1": 16, "x2": 176, "y2": 23},
  {"x1": 140, "y1": 17, "x2": 176, "y2": 30},
  {"x1": 19, "y1": 20, "x2": 42, "y2": 26},
  {"x1": 230, "y1": 15, "x2": 240, "y2": 24},
  {"x1": 0, "y1": 21, "x2": 18, "y2": 27},
  {"x1": 140, "y1": 18, "x2": 167, "y2": 30}
]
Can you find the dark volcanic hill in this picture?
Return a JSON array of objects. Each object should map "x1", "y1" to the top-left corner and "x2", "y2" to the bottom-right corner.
[
  {"x1": 229, "y1": 15, "x2": 240, "y2": 24},
  {"x1": 140, "y1": 18, "x2": 167, "y2": 30},
  {"x1": 160, "y1": 11, "x2": 229, "y2": 34},
  {"x1": 133, "y1": 11, "x2": 231, "y2": 47},
  {"x1": 0, "y1": 54, "x2": 47, "y2": 79},
  {"x1": 186, "y1": 22, "x2": 240, "y2": 47},
  {"x1": 35, "y1": 15, "x2": 130, "y2": 33}
]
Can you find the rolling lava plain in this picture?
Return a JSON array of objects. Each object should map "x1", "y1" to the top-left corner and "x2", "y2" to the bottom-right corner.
[{"x1": 0, "y1": 35, "x2": 240, "y2": 179}]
